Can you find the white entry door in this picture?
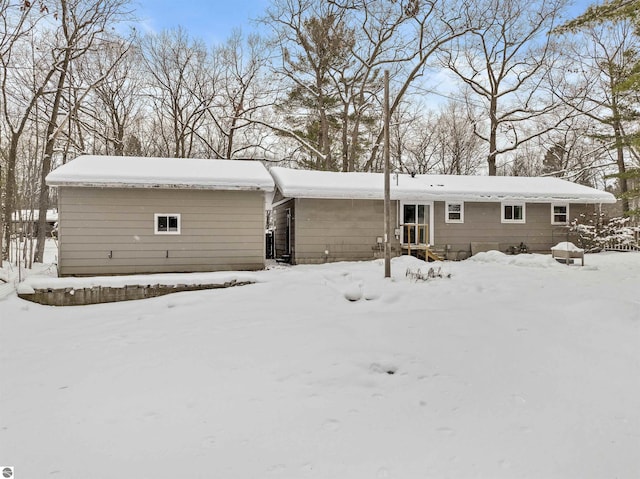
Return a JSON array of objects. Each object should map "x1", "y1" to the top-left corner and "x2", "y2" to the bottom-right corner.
[{"x1": 400, "y1": 202, "x2": 434, "y2": 246}]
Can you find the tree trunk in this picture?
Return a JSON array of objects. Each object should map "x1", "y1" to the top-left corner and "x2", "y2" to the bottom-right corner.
[
  {"x1": 319, "y1": 101, "x2": 331, "y2": 170},
  {"x1": 348, "y1": 96, "x2": 363, "y2": 172},
  {"x1": 341, "y1": 103, "x2": 349, "y2": 172},
  {"x1": 34, "y1": 50, "x2": 71, "y2": 262},
  {"x1": 613, "y1": 121, "x2": 630, "y2": 214},
  {"x1": 488, "y1": 96, "x2": 498, "y2": 176},
  {"x1": 2, "y1": 136, "x2": 19, "y2": 260}
]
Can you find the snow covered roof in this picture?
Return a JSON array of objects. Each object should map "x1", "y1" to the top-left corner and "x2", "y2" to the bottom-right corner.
[
  {"x1": 46, "y1": 155, "x2": 274, "y2": 192},
  {"x1": 270, "y1": 167, "x2": 617, "y2": 204}
]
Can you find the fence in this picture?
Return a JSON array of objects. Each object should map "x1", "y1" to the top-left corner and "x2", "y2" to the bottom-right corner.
[{"x1": 603, "y1": 228, "x2": 640, "y2": 251}]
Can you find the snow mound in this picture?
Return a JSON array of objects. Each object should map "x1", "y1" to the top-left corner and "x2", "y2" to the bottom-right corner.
[
  {"x1": 390, "y1": 255, "x2": 435, "y2": 269},
  {"x1": 469, "y1": 251, "x2": 561, "y2": 268},
  {"x1": 343, "y1": 283, "x2": 363, "y2": 302},
  {"x1": 16, "y1": 283, "x2": 35, "y2": 295}
]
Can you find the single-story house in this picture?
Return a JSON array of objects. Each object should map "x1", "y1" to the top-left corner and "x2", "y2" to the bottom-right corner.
[
  {"x1": 46, "y1": 155, "x2": 274, "y2": 276},
  {"x1": 269, "y1": 167, "x2": 617, "y2": 264}
]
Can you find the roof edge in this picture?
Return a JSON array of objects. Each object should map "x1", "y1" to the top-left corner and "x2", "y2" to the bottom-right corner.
[
  {"x1": 46, "y1": 180, "x2": 274, "y2": 193},
  {"x1": 280, "y1": 190, "x2": 617, "y2": 204}
]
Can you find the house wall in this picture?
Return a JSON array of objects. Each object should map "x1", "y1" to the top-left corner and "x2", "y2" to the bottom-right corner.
[
  {"x1": 280, "y1": 198, "x2": 401, "y2": 265},
  {"x1": 432, "y1": 201, "x2": 598, "y2": 258},
  {"x1": 273, "y1": 197, "x2": 601, "y2": 263},
  {"x1": 57, "y1": 187, "x2": 266, "y2": 276}
]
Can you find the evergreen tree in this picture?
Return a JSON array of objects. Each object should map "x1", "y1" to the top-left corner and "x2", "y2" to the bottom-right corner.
[{"x1": 559, "y1": 0, "x2": 640, "y2": 216}]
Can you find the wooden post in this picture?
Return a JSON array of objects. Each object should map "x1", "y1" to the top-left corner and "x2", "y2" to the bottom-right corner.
[{"x1": 384, "y1": 70, "x2": 391, "y2": 278}]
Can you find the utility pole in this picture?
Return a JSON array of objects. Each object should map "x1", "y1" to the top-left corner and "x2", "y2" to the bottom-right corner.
[{"x1": 384, "y1": 70, "x2": 391, "y2": 278}]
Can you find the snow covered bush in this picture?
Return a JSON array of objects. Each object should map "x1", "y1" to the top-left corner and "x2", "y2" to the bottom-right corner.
[{"x1": 570, "y1": 213, "x2": 640, "y2": 252}]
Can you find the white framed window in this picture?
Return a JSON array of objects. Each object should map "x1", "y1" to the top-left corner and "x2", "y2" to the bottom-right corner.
[
  {"x1": 445, "y1": 201, "x2": 464, "y2": 223},
  {"x1": 501, "y1": 203, "x2": 526, "y2": 224},
  {"x1": 551, "y1": 204, "x2": 569, "y2": 225},
  {"x1": 154, "y1": 213, "x2": 181, "y2": 234}
]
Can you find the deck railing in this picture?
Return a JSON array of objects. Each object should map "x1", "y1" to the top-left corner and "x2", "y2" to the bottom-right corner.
[{"x1": 402, "y1": 224, "x2": 429, "y2": 253}]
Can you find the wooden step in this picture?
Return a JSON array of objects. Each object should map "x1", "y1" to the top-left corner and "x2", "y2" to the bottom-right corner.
[
  {"x1": 425, "y1": 249, "x2": 444, "y2": 262},
  {"x1": 404, "y1": 246, "x2": 445, "y2": 262}
]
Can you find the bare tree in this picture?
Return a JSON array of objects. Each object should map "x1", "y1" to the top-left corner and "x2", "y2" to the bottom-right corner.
[
  {"x1": 536, "y1": 113, "x2": 615, "y2": 187},
  {"x1": 208, "y1": 30, "x2": 274, "y2": 159},
  {"x1": 360, "y1": 0, "x2": 478, "y2": 172},
  {"x1": 81, "y1": 39, "x2": 144, "y2": 156},
  {"x1": 0, "y1": 0, "x2": 52, "y2": 259},
  {"x1": 33, "y1": 0, "x2": 133, "y2": 263},
  {"x1": 439, "y1": 0, "x2": 568, "y2": 175},
  {"x1": 400, "y1": 115, "x2": 440, "y2": 174},
  {"x1": 140, "y1": 27, "x2": 215, "y2": 158},
  {"x1": 392, "y1": 99, "x2": 484, "y2": 175},
  {"x1": 430, "y1": 100, "x2": 485, "y2": 175}
]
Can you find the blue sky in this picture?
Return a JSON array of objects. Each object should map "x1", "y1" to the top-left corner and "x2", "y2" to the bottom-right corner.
[
  {"x1": 134, "y1": 0, "x2": 270, "y2": 43},
  {"x1": 133, "y1": 0, "x2": 595, "y2": 45}
]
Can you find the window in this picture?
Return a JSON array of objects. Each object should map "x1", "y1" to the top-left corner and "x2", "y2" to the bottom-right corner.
[
  {"x1": 445, "y1": 202, "x2": 464, "y2": 223},
  {"x1": 552, "y1": 204, "x2": 569, "y2": 225},
  {"x1": 501, "y1": 203, "x2": 525, "y2": 224},
  {"x1": 154, "y1": 213, "x2": 181, "y2": 234}
]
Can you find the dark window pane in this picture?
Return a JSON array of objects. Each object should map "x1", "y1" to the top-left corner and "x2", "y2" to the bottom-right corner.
[
  {"x1": 168, "y1": 216, "x2": 178, "y2": 231},
  {"x1": 158, "y1": 216, "x2": 168, "y2": 231},
  {"x1": 504, "y1": 205, "x2": 513, "y2": 220},
  {"x1": 514, "y1": 205, "x2": 523, "y2": 220},
  {"x1": 404, "y1": 204, "x2": 416, "y2": 223}
]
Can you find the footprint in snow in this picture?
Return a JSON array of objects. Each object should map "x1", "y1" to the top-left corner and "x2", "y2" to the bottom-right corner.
[
  {"x1": 201, "y1": 436, "x2": 216, "y2": 448},
  {"x1": 267, "y1": 464, "x2": 286, "y2": 473},
  {"x1": 377, "y1": 467, "x2": 390, "y2": 478},
  {"x1": 322, "y1": 419, "x2": 340, "y2": 431},
  {"x1": 362, "y1": 287, "x2": 381, "y2": 300}
]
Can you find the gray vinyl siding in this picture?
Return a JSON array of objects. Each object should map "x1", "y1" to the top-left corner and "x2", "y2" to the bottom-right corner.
[
  {"x1": 433, "y1": 201, "x2": 598, "y2": 257},
  {"x1": 272, "y1": 197, "x2": 602, "y2": 264},
  {"x1": 289, "y1": 198, "x2": 400, "y2": 265},
  {"x1": 57, "y1": 187, "x2": 266, "y2": 276}
]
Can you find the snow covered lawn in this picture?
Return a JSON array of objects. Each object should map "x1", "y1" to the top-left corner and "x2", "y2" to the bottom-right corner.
[{"x1": 1, "y1": 253, "x2": 639, "y2": 478}]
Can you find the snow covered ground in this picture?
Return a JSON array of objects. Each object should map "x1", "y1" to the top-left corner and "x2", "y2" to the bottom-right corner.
[{"x1": 1, "y1": 251, "x2": 639, "y2": 478}]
